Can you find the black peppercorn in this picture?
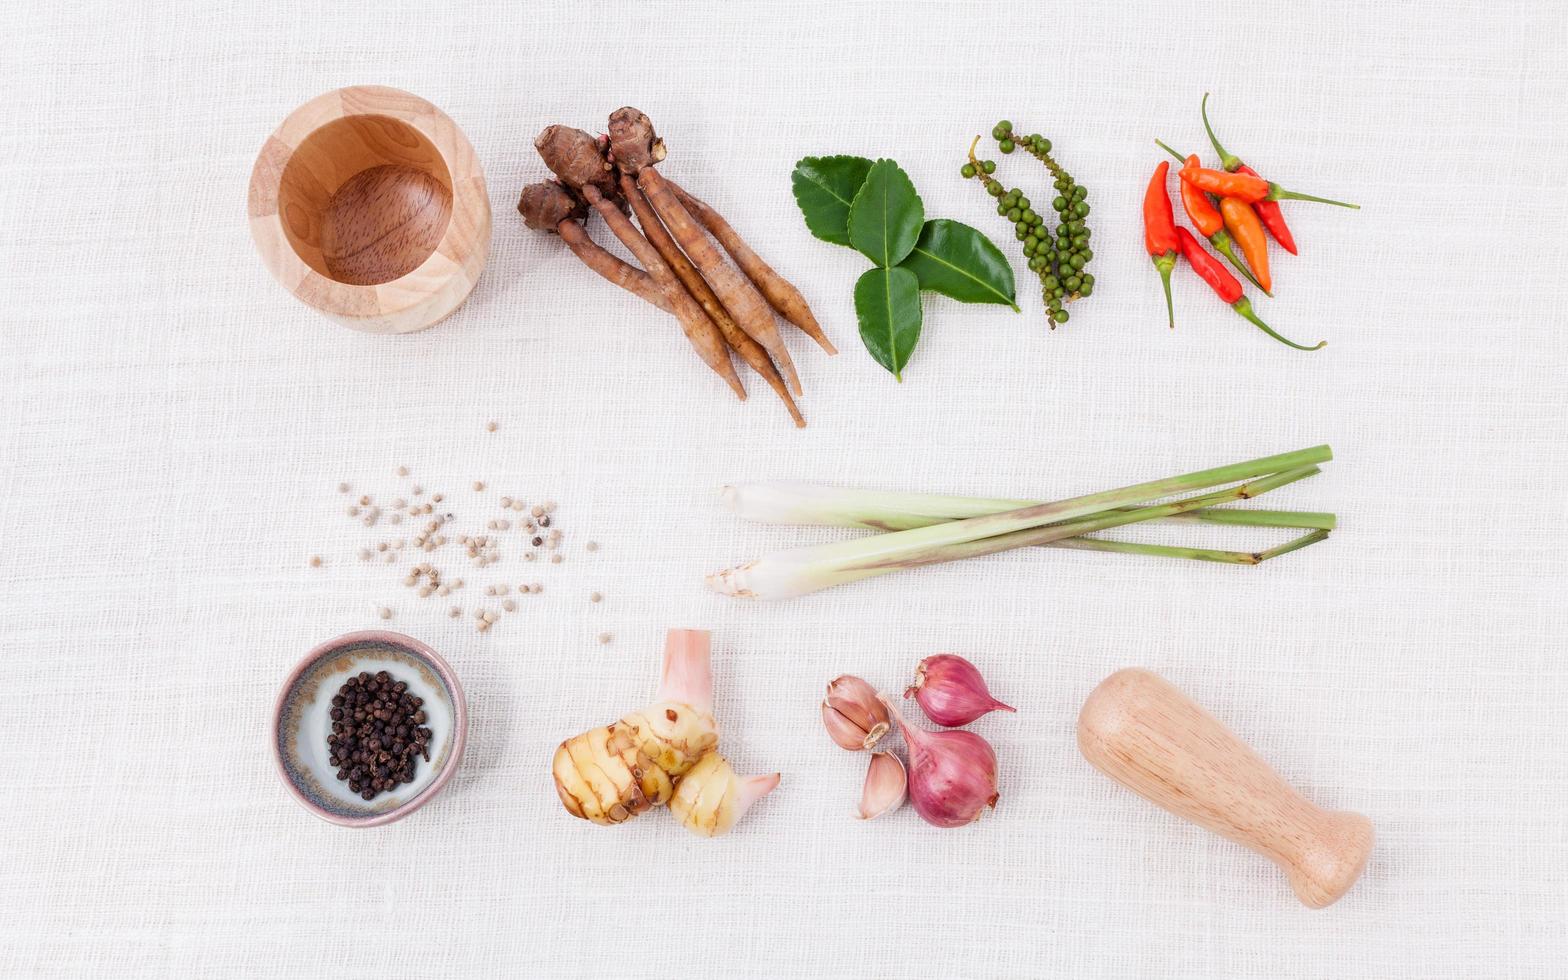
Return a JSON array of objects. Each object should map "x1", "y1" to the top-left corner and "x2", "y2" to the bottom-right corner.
[{"x1": 327, "y1": 669, "x2": 432, "y2": 803}]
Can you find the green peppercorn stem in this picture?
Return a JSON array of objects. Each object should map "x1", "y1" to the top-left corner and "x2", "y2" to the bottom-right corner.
[{"x1": 964, "y1": 130, "x2": 1094, "y2": 326}]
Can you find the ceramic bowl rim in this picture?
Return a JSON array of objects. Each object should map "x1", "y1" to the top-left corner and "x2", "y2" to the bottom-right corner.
[{"x1": 271, "y1": 629, "x2": 468, "y2": 828}]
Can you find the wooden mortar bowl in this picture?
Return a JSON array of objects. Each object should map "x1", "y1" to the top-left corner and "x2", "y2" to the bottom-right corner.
[{"x1": 248, "y1": 85, "x2": 491, "y2": 333}]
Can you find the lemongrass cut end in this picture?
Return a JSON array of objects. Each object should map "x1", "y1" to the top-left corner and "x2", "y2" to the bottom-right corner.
[{"x1": 706, "y1": 564, "x2": 757, "y2": 598}]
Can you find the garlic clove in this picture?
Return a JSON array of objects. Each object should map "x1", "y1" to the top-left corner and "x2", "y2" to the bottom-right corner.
[
  {"x1": 856, "y1": 751, "x2": 907, "y2": 820},
  {"x1": 822, "y1": 674, "x2": 891, "y2": 750}
]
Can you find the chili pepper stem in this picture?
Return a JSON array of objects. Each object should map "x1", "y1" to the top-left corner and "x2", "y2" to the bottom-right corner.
[
  {"x1": 1201, "y1": 93, "x2": 1242, "y2": 173},
  {"x1": 1211, "y1": 229, "x2": 1269, "y2": 294},
  {"x1": 1230, "y1": 297, "x2": 1325, "y2": 351},
  {"x1": 1152, "y1": 253, "x2": 1176, "y2": 329},
  {"x1": 1270, "y1": 186, "x2": 1360, "y2": 209}
]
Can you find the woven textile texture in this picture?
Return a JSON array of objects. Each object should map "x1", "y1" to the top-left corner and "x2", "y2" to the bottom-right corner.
[{"x1": 3, "y1": 0, "x2": 1566, "y2": 976}]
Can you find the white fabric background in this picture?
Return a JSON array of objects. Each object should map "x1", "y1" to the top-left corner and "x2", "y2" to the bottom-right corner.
[{"x1": 3, "y1": 0, "x2": 1565, "y2": 976}]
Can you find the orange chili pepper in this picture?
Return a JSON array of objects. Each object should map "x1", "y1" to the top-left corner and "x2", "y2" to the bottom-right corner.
[
  {"x1": 1176, "y1": 157, "x2": 1222, "y2": 237},
  {"x1": 1219, "y1": 196, "x2": 1271, "y2": 295},
  {"x1": 1155, "y1": 141, "x2": 1267, "y2": 294},
  {"x1": 1180, "y1": 164, "x2": 1359, "y2": 210}
]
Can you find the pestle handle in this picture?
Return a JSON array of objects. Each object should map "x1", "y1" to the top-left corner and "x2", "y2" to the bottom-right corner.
[{"x1": 1078, "y1": 668, "x2": 1372, "y2": 909}]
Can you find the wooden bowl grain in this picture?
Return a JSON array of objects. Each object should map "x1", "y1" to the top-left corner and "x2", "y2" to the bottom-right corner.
[{"x1": 248, "y1": 85, "x2": 491, "y2": 333}]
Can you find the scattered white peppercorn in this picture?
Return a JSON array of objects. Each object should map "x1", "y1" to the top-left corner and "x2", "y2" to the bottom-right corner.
[
  {"x1": 590, "y1": 592, "x2": 602, "y2": 603},
  {"x1": 334, "y1": 471, "x2": 583, "y2": 629},
  {"x1": 309, "y1": 556, "x2": 323, "y2": 568},
  {"x1": 585, "y1": 541, "x2": 599, "y2": 552},
  {"x1": 597, "y1": 632, "x2": 612, "y2": 645}
]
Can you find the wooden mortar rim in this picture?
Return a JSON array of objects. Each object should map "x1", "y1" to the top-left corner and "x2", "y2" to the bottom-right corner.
[{"x1": 247, "y1": 85, "x2": 491, "y2": 334}]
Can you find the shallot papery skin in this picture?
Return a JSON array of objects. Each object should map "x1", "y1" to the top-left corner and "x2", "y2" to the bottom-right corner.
[
  {"x1": 882, "y1": 695, "x2": 999, "y2": 828},
  {"x1": 906, "y1": 654, "x2": 1015, "y2": 727}
]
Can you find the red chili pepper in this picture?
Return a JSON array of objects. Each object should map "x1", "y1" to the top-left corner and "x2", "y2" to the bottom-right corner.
[
  {"x1": 1236, "y1": 166, "x2": 1298, "y2": 254},
  {"x1": 1180, "y1": 164, "x2": 1359, "y2": 210},
  {"x1": 1142, "y1": 161, "x2": 1178, "y2": 329},
  {"x1": 1174, "y1": 227, "x2": 1324, "y2": 351},
  {"x1": 1155, "y1": 140, "x2": 1268, "y2": 293},
  {"x1": 1201, "y1": 93, "x2": 1300, "y2": 254}
]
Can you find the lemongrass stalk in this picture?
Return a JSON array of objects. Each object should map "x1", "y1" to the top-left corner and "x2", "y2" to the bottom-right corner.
[
  {"x1": 1158, "y1": 508, "x2": 1335, "y2": 531},
  {"x1": 1252, "y1": 528, "x2": 1331, "y2": 562},
  {"x1": 869, "y1": 467, "x2": 1319, "y2": 569},
  {"x1": 721, "y1": 484, "x2": 1335, "y2": 532},
  {"x1": 1045, "y1": 536, "x2": 1259, "y2": 564},
  {"x1": 708, "y1": 448, "x2": 1330, "y2": 599},
  {"x1": 1046, "y1": 527, "x2": 1330, "y2": 565}
]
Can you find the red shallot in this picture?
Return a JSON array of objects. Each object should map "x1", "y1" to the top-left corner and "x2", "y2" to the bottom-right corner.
[
  {"x1": 881, "y1": 694, "x2": 999, "y2": 828},
  {"x1": 905, "y1": 654, "x2": 1015, "y2": 727}
]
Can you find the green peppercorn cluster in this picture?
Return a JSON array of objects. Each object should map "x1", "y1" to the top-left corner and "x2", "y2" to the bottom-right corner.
[{"x1": 960, "y1": 120, "x2": 1094, "y2": 326}]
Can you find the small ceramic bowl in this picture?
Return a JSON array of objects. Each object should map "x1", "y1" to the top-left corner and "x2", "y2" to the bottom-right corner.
[
  {"x1": 247, "y1": 85, "x2": 491, "y2": 333},
  {"x1": 272, "y1": 630, "x2": 467, "y2": 827}
]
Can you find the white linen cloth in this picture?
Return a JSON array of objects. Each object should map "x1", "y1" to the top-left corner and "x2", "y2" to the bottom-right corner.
[{"x1": 2, "y1": 1, "x2": 1565, "y2": 976}]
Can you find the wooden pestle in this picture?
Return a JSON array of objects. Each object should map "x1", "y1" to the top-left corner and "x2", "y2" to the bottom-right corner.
[{"x1": 1077, "y1": 668, "x2": 1373, "y2": 909}]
